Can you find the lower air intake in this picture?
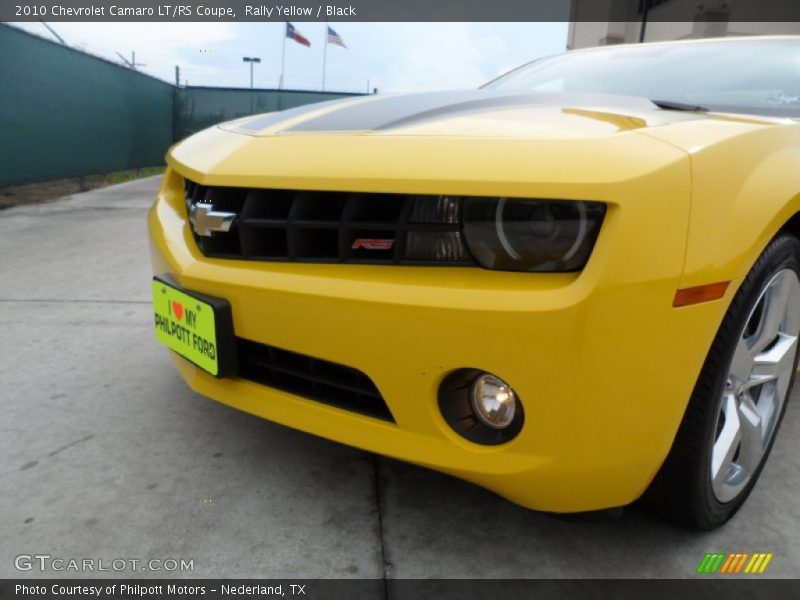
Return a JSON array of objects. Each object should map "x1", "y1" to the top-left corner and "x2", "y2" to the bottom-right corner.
[{"x1": 237, "y1": 338, "x2": 394, "y2": 422}]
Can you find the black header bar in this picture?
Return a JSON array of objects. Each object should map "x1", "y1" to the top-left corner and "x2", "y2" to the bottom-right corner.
[
  {"x1": 2, "y1": 579, "x2": 799, "y2": 600},
  {"x1": 2, "y1": 0, "x2": 800, "y2": 22}
]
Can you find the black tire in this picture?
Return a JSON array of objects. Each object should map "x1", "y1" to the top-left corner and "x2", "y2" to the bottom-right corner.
[{"x1": 646, "y1": 233, "x2": 800, "y2": 529}]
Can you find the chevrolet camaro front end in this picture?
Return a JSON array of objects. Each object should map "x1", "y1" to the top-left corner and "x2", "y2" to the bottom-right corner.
[{"x1": 149, "y1": 37, "x2": 800, "y2": 529}]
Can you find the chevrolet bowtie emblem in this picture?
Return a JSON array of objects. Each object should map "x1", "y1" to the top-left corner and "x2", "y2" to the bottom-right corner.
[{"x1": 189, "y1": 202, "x2": 236, "y2": 237}]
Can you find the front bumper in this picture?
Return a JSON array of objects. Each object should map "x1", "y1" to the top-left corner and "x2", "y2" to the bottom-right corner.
[{"x1": 149, "y1": 158, "x2": 734, "y2": 513}]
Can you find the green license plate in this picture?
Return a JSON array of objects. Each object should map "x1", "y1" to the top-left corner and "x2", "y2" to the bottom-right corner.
[{"x1": 152, "y1": 277, "x2": 237, "y2": 377}]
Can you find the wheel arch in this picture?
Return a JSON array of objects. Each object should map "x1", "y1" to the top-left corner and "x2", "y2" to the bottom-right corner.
[
  {"x1": 650, "y1": 143, "x2": 800, "y2": 498},
  {"x1": 778, "y1": 210, "x2": 800, "y2": 242}
]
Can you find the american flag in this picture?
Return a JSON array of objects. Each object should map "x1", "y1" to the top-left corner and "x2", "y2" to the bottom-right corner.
[{"x1": 326, "y1": 26, "x2": 347, "y2": 48}]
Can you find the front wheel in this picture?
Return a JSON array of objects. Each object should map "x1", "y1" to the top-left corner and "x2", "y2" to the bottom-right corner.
[{"x1": 648, "y1": 234, "x2": 800, "y2": 529}]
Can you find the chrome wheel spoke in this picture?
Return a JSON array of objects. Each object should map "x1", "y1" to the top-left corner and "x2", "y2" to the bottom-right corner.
[
  {"x1": 712, "y1": 394, "x2": 741, "y2": 488},
  {"x1": 751, "y1": 333, "x2": 798, "y2": 395},
  {"x1": 736, "y1": 394, "x2": 764, "y2": 474},
  {"x1": 711, "y1": 269, "x2": 800, "y2": 503},
  {"x1": 729, "y1": 339, "x2": 755, "y2": 387},
  {"x1": 749, "y1": 275, "x2": 791, "y2": 354}
]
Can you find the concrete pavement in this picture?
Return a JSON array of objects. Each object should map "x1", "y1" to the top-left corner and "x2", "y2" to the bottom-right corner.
[{"x1": 0, "y1": 176, "x2": 798, "y2": 579}]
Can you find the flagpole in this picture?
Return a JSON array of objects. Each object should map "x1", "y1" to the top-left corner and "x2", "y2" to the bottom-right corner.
[
  {"x1": 279, "y1": 23, "x2": 287, "y2": 89},
  {"x1": 321, "y1": 23, "x2": 328, "y2": 91}
]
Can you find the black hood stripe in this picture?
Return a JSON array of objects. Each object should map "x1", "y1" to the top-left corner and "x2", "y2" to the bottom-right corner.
[
  {"x1": 232, "y1": 98, "x2": 351, "y2": 132},
  {"x1": 283, "y1": 91, "x2": 660, "y2": 133}
]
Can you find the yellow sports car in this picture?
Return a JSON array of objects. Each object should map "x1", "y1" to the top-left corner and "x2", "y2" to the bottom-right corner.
[{"x1": 149, "y1": 36, "x2": 800, "y2": 529}]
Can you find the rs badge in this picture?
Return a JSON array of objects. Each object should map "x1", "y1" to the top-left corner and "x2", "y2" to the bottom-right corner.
[{"x1": 352, "y1": 239, "x2": 394, "y2": 250}]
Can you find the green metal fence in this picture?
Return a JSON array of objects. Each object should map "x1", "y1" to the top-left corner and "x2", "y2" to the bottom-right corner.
[
  {"x1": 0, "y1": 24, "x2": 173, "y2": 188},
  {"x1": 0, "y1": 24, "x2": 363, "y2": 189}
]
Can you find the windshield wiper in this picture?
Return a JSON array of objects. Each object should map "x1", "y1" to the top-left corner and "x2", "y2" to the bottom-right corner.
[{"x1": 650, "y1": 99, "x2": 709, "y2": 112}]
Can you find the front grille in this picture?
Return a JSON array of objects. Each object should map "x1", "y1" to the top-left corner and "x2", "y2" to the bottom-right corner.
[
  {"x1": 184, "y1": 179, "x2": 475, "y2": 266},
  {"x1": 237, "y1": 338, "x2": 394, "y2": 422}
]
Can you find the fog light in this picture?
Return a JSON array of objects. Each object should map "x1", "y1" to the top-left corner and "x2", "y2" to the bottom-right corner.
[
  {"x1": 471, "y1": 374, "x2": 517, "y2": 429},
  {"x1": 438, "y1": 368, "x2": 524, "y2": 445}
]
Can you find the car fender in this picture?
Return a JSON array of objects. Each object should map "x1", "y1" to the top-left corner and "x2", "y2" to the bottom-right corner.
[{"x1": 642, "y1": 118, "x2": 800, "y2": 291}]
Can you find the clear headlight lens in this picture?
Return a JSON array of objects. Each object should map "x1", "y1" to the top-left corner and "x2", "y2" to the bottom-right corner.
[
  {"x1": 462, "y1": 198, "x2": 606, "y2": 272},
  {"x1": 470, "y1": 373, "x2": 517, "y2": 429}
]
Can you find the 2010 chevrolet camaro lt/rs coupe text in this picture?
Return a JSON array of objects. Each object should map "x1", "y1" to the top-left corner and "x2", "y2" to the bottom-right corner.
[{"x1": 149, "y1": 37, "x2": 800, "y2": 529}]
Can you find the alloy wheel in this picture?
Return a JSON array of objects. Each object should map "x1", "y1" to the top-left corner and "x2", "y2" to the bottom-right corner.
[{"x1": 711, "y1": 268, "x2": 800, "y2": 502}]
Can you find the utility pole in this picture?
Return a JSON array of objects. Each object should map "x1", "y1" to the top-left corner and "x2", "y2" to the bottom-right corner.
[
  {"x1": 243, "y1": 56, "x2": 261, "y2": 89},
  {"x1": 279, "y1": 31, "x2": 287, "y2": 89},
  {"x1": 639, "y1": 0, "x2": 651, "y2": 43},
  {"x1": 322, "y1": 24, "x2": 328, "y2": 91}
]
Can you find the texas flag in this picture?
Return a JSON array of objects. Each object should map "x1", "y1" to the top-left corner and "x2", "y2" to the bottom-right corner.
[{"x1": 286, "y1": 22, "x2": 311, "y2": 47}]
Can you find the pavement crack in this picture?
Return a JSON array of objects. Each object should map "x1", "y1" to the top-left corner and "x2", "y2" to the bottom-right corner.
[
  {"x1": 19, "y1": 434, "x2": 96, "y2": 472},
  {"x1": 47, "y1": 434, "x2": 96, "y2": 458},
  {"x1": 373, "y1": 454, "x2": 391, "y2": 599}
]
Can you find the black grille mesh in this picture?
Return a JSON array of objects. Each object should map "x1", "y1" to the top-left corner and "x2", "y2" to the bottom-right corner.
[
  {"x1": 184, "y1": 179, "x2": 474, "y2": 265},
  {"x1": 237, "y1": 338, "x2": 393, "y2": 422}
]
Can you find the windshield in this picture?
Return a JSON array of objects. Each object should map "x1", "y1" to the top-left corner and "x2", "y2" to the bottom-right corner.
[{"x1": 484, "y1": 40, "x2": 800, "y2": 118}]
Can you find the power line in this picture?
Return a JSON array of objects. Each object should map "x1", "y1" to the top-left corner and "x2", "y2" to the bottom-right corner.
[
  {"x1": 38, "y1": 20, "x2": 66, "y2": 45},
  {"x1": 116, "y1": 51, "x2": 146, "y2": 70}
]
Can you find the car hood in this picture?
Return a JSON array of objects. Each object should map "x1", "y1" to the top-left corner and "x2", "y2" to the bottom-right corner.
[
  {"x1": 219, "y1": 90, "x2": 707, "y2": 140},
  {"x1": 168, "y1": 90, "x2": 785, "y2": 196}
]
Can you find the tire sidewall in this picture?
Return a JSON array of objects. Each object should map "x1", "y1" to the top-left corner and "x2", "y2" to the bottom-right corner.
[{"x1": 696, "y1": 235, "x2": 800, "y2": 527}]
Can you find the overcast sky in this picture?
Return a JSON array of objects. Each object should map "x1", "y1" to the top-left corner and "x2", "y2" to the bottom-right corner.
[{"x1": 12, "y1": 22, "x2": 568, "y2": 93}]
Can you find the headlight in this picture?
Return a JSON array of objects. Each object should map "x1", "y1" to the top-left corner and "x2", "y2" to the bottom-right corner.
[{"x1": 462, "y1": 198, "x2": 606, "y2": 272}]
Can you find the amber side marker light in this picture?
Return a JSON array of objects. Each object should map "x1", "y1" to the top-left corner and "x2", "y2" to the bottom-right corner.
[{"x1": 673, "y1": 281, "x2": 730, "y2": 308}]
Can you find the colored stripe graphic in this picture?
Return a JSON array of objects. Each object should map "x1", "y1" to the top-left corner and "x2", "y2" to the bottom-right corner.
[
  {"x1": 720, "y1": 553, "x2": 749, "y2": 573},
  {"x1": 698, "y1": 552, "x2": 773, "y2": 574},
  {"x1": 697, "y1": 553, "x2": 726, "y2": 574},
  {"x1": 758, "y1": 554, "x2": 773, "y2": 573},
  {"x1": 720, "y1": 553, "x2": 736, "y2": 573},
  {"x1": 745, "y1": 554, "x2": 760, "y2": 573},
  {"x1": 734, "y1": 553, "x2": 750, "y2": 573},
  {"x1": 696, "y1": 554, "x2": 712, "y2": 573}
]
